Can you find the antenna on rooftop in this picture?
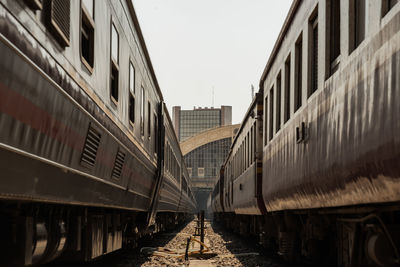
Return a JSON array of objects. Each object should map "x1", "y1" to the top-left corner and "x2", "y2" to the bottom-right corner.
[{"x1": 212, "y1": 86, "x2": 215, "y2": 107}]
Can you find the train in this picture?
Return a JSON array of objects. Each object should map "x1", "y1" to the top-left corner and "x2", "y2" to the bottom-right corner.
[
  {"x1": 211, "y1": 0, "x2": 400, "y2": 266},
  {"x1": 0, "y1": 0, "x2": 196, "y2": 265}
]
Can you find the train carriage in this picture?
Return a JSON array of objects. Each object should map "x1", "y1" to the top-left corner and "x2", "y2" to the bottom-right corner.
[
  {"x1": 212, "y1": 0, "x2": 400, "y2": 266},
  {"x1": 0, "y1": 0, "x2": 196, "y2": 265}
]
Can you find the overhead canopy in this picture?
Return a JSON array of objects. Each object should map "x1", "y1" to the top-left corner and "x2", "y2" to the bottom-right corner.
[{"x1": 180, "y1": 124, "x2": 240, "y2": 156}]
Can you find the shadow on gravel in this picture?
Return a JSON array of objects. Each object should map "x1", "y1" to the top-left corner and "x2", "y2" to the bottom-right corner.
[
  {"x1": 210, "y1": 221, "x2": 300, "y2": 267},
  {"x1": 43, "y1": 220, "x2": 192, "y2": 267}
]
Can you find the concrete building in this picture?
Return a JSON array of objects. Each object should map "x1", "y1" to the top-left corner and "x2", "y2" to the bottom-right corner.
[
  {"x1": 172, "y1": 106, "x2": 232, "y2": 142},
  {"x1": 180, "y1": 124, "x2": 240, "y2": 211}
]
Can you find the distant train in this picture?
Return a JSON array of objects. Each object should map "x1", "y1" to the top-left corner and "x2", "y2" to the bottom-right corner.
[
  {"x1": 0, "y1": 0, "x2": 196, "y2": 265},
  {"x1": 211, "y1": 0, "x2": 400, "y2": 266}
]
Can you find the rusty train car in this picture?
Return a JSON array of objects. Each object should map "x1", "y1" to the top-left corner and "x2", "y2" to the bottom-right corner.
[
  {"x1": 212, "y1": 0, "x2": 400, "y2": 266},
  {"x1": 0, "y1": 0, "x2": 196, "y2": 265}
]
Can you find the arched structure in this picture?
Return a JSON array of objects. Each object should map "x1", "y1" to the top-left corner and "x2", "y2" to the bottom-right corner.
[{"x1": 180, "y1": 124, "x2": 240, "y2": 211}]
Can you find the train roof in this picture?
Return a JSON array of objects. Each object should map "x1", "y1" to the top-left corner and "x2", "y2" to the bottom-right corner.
[
  {"x1": 126, "y1": 1, "x2": 164, "y2": 102},
  {"x1": 259, "y1": 0, "x2": 302, "y2": 89},
  {"x1": 221, "y1": 91, "x2": 263, "y2": 168},
  {"x1": 126, "y1": 2, "x2": 183, "y2": 162}
]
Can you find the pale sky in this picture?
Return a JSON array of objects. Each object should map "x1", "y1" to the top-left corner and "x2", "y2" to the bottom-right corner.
[{"x1": 132, "y1": 0, "x2": 293, "y2": 124}]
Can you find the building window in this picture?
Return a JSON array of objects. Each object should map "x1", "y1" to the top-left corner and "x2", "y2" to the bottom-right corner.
[
  {"x1": 129, "y1": 62, "x2": 135, "y2": 125},
  {"x1": 276, "y1": 72, "x2": 281, "y2": 132},
  {"x1": 326, "y1": 0, "x2": 340, "y2": 77},
  {"x1": 284, "y1": 55, "x2": 291, "y2": 122},
  {"x1": 140, "y1": 87, "x2": 145, "y2": 136},
  {"x1": 308, "y1": 11, "x2": 318, "y2": 97},
  {"x1": 295, "y1": 34, "x2": 303, "y2": 111},
  {"x1": 81, "y1": 0, "x2": 94, "y2": 70},
  {"x1": 198, "y1": 167, "x2": 205, "y2": 177},
  {"x1": 349, "y1": 0, "x2": 366, "y2": 53},
  {"x1": 382, "y1": 0, "x2": 399, "y2": 16},
  {"x1": 110, "y1": 23, "x2": 119, "y2": 103},
  {"x1": 269, "y1": 87, "x2": 274, "y2": 141}
]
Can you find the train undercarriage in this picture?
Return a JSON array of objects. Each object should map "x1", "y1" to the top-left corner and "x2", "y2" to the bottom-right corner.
[
  {"x1": 214, "y1": 204, "x2": 400, "y2": 266},
  {"x1": 0, "y1": 202, "x2": 190, "y2": 266}
]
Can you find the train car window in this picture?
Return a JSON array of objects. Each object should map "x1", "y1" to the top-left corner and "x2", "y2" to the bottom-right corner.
[
  {"x1": 253, "y1": 124, "x2": 256, "y2": 163},
  {"x1": 110, "y1": 23, "x2": 119, "y2": 103},
  {"x1": 308, "y1": 11, "x2": 319, "y2": 97},
  {"x1": 382, "y1": 0, "x2": 399, "y2": 16},
  {"x1": 174, "y1": 158, "x2": 177, "y2": 179},
  {"x1": 249, "y1": 127, "x2": 252, "y2": 164},
  {"x1": 284, "y1": 56, "x2": 291, "y2": 122},
  {"x1": 111, "y1": 23, "x2": 119, "y2": 63},
  {"x1": 82, "y1": 0, "x2": 93, "y2": 17},
  {"x1": 172, "y1": 155, "x2": 174, "y2": 177},
  {"x1": 154, "y1": 113, "x2": 158, "y2": 155},
  {"x1": 237, "y1": 148, "x2": 239, "y2": 175},
  {"x1": 276, "y1": 72, "x2": 282, "y2": 132},
  {"x1": 140, "y1": 87, "x2": 145, "y2": 136},
  {"x1": 25, "y1": 0, "x2": 43, "y2": 10},
  {"x1": 236, "y1": 153, "x2": 238, "y2": 177},
  {"x1": 242, "y1": 144, "x2": 244, "y2": 173},
  {"x1": 244, "y1": 137, "x2": 247, "y2": 169},
  {"x1": 243, "y1": 139, "x2": 245, "y2": 170},
  {"x1": 264, "y1": 96, "x2": 268, "y2": 146},
  {"x1": 129, "y1": 94, "x2": 135, "y2": 125},
  {"x1": 172, "y1": 152, "x2": 175, "y2": 177},
  {"x1": 168, "y1": 145, "x2": 171, "y2": 173},
  {"x1": 239, "y1": 145, "x2": 242, "y2": 174},
  {"x1": 243, "y1": 142, "x2": 245, "y2": 171},
  {"x1": 49, "y1": 0, "x2": 70, "y2": 47},
  {"x1": 169, "y1": 146, "x2": 171, "y2": 173},
  {"x1": 231, "y1": 180, "x2": 233, "y2": 204},
  {"x1": 326, "y1": 0, "x2": 340, "y2": 77},
  {"x1": 295, "y1": 35, "x2": 303, "y2": 111},
  {"x1": 244, "y1": 133, "x2": 249, "y2": 170},
  {"x1": 250, "y1": 126, "x2": 253, "y2": 164},
  {"x1": 233, "y1": 155, "x2": 235, "y2": 178},
  {"x1": 349, "y1": 0, "x2": 366, "y2": 53},
  {"x1": 81, "y1": 0, "x2": 94, "y2": 70},
  {"x1": 237, "y1": 147, "x2": 239, "y2": 175},
  {"x1": 164, "y1": 144, "x2": 167, "y2": 168},
  {"x1": 129, "y1": 63, "x2": 135, "y2": 94},
  {"x1": 168, "y1": 146, "x2": 171, "y2": 173},
  {"x1": 148, "y1": 102, "x2": 151, "y2": 139},
  {"x1": 269, "y1": 87, "x2": 274, "y2": 141},
  {"x1": 240, "y1": 144, "x2": 242, "y2": 173},
  {"x1": 247, "y1": 132, "x2": 250, "y2": 168},
  {"x1": 129, "y1": 63, "x2": 135, "y2": 125},
  {"x1": 235, "y1": 149, "x2": 238, "y2": 176}
]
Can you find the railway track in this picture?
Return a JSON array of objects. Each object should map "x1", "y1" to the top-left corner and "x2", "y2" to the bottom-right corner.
[{"x1": 43, "y1": 218, "x2": 292, "y2": 267}]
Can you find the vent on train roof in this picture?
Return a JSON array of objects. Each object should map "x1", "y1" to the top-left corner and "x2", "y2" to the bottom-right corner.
[
  {"x1": 80, "y1": 124, "x2": 101, "y2": 168},
  {"x1": 111, "y1": 150, "x2": 126, "y2": 180}
]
